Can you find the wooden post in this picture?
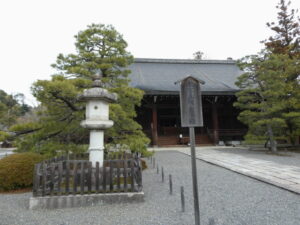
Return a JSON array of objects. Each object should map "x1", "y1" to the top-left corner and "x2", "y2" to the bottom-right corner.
[
  {"x1": 124, "y1": 160, "x2": 128, "y2": 192},
  {"x1": 88, "y1": 162, "x2": 92, "y2": 193},
  {"x1": 80, "y1": 162, "x2": 84, "y2": 194},
  {"x1": 109, "y1": 160, "x2": 113, "y2": 191},
  {"x1": 169, "y1": 174, "x2": 173, "y2": 195},
  {"x1": 73, "y1": 162, "x2": 78, "y2": 194},
  {"x1": 42, "y1": 162, "x2": 46, "y2": 196},
  {"x1": 131, "y1": 160, "x2": 135, "y2": 192},
  {"x1": 33, "y1": 164, "x2": 39, "y2": 197},
  {"x1": 181, "y1": 186, "x2": 185, "y2": 212},
  {"x1": 65, "y1": 161, "x2": 70, "y2": 195},
  {"x1": 58, "y1": 162, "x2": 62, "y2": 195},
  {"x1": 96, "y1": 162, "x2": 100, "y2": 193},
  {"x1": 50, "y1": 163, "x2": 55, "y2": 196},
  {"x1": 117, "y1": 160, "x2": 121, "y2": 191},
  {"x1": 103, "y1": 164, "x2": 107, "y2": 193},
  {"x1": 212, "y1": 103, "x2": 219, "y2": 145},
  {"x1": 151, "y1": 104, "x2": 158, "y2": 146}
]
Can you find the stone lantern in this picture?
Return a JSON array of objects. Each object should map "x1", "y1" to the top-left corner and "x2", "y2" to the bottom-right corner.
[{"x1": 79, "y1": 75, "x2": 117, "y2": 167}]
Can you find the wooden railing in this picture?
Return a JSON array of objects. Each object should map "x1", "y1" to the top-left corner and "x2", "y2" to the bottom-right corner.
[{"x1": 33, "y1": 154, "x2": 143, "y2": 197}]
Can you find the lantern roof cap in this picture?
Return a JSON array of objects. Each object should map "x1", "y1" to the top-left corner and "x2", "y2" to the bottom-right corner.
[
  {"x1": 79, "y1": 87, "x2": 117, "y2": 103},
  {"x1": 79, "y1": 73, "x2": 117, "y2": 102}
]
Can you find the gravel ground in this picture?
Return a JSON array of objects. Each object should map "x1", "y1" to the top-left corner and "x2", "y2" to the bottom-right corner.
[{"x1": 1, "y1": 151, "x2": 300, "y2": 225}]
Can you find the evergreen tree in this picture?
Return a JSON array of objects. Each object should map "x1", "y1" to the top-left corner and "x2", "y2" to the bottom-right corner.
[
  {"x1": 263, "y1": 0, "x2": 300, "y2": 144},
  {"x1": 235, "y1": 0, "x2": 300, "y2": 151},
  {"x1": 11, "y1": 24, "x2": 150, "y2": 156},
  {"x1": 0, "y1": 90, "x2": 30, "y2": 129},
  {"x1": 263, "y1": 0, "x2": 300, "y2": 59}
]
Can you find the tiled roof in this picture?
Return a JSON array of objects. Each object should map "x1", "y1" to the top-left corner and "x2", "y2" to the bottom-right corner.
[{"x1": 128, "y1": 58, "x2": 243, "y2": 95}]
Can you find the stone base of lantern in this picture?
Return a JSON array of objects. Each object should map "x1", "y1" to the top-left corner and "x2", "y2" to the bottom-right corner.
[
  {"x1": 89, "y1": 149, "x2": 104, "y2": 167},
  {"x1": 88, "y1": 130, "x2": 105, "y2": 167}
]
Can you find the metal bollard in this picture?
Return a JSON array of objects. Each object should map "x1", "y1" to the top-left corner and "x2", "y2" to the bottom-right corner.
[
  {"x1": 181, "y1": 186, "x2": 185, "y2": 212},
  {"x1": 208, "y1": 218, "x2": 215, "y2": 225},
  {"x1": 157, "y1": 165, "x2": 159, "y2": 174},
  {"x1": 153, "y1": 158, "x2": 155, "y2": 169},
  {"x1": 162, "y1": 166, "x2": 164, "y2": 182},
  {"x1": 169, "y1": 174, "x2": 173, "y2": 195}
]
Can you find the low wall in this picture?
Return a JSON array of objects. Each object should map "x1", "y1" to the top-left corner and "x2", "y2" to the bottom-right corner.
[{"x1": 29, "y1": 192, "x2": 144, "y2": 210}]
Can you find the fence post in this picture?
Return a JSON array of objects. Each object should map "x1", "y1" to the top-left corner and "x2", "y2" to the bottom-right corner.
[
  {"x1": 33, "y1": 164, "x2": 39, "y2": 197},
  {"x1": 131, "y1": 159, "x2": 135, "y2": 192},
  {"x1": 65, "y1": 161, "x2": 70, "y2": 195},
  {"x1": 80, "y1": 161, "x2": 85, "y2": 194},
  {"x1": 73, "y1": 162, "x2": 78, "y2": 194},
  {"x1": 42, "y1": 162, "x2": 46, "y2": 196},
  {"x1": 169, "y1": 174, "x2": 172, "y2": 195},
  {"x1": 50, "y1": 163, "x2": 55, "y2": 196},
  {"x1": 58, "y1": 162, "x2": 62, "y2": 195},
  {"x1": 87, "y1": 162, "x2": 92, "y2": 193},
  {"x1": 124, "y1": 160, "x2": 128, "y2": 192},
  {"x1": 208, "y1": 218, "x2": 216, "y2": 225},
  {"x1": 181, "y1": 186, "x2": 185, "y2": 212},
  {"x1": 109, "y1": 160, "x2": 113, "y2": 191},
  {"x1": 117, "y1": 160, "x2": 121, "y2": 191},
  {"x1": 103, "y1": 163, "x2": 107, "y2": 193},
  {"x1": 96, "y1": 162, "x2": 100, "y2": 193}
]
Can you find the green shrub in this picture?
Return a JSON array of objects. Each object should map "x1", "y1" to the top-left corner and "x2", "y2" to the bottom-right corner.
[{"x1": 0, "y1": 153, "x2": 44, "y2": 191}]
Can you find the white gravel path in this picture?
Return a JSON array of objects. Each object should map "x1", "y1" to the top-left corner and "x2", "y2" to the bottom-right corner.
[{"x1": 1, "y1": 151, "x2": 300, "y2": 225}]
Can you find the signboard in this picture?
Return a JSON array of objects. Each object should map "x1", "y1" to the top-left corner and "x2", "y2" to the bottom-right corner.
[
  {"x1": 176, "y1": 75, "x2": 205, "y2": 225},
  {"x1": 179, "y1": 77, "x2": 204, "y2": 127}
]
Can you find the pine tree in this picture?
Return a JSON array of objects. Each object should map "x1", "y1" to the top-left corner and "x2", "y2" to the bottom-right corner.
[
  {"x1": 235, "y1": 0, "x2": 300, "y2": 151},
  {"x1": 11, "y1": 24, "x2": 150, "y2": 156},
  {"x1": 263, "y1": 0, "x2": 300, "y2": 144},
  {"x1": 263, "y1": 0, "x2": 300, "y2": 59}
]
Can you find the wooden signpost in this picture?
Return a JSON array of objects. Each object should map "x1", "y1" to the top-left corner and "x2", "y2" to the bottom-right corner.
[{"x1": 176, "y1": 76, "x2": 205, "y2": 225}]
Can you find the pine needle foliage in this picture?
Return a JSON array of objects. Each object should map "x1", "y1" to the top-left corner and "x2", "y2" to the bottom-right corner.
[
  {"x1": 11, "y1": 24, "x2": 150, "y2": 156},
  {"x1": 235, "y1": 0, "x2": 300, "y2": 151}
]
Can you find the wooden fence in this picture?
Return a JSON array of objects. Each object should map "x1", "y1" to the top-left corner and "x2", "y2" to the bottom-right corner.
[{"x1": 33, "y1": 154, "x2": 143, "y2": 197}]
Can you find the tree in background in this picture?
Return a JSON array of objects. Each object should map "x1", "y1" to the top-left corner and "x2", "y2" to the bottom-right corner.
[
  {"x1": 0, "y1": 90, "x2": 31, "y2": 142},
  {"x1": 234, "y1": 0, "x2": 300, "y2": 151},
  {"x1": 11, "y1": 24, "x2": 150, "y2": 156},
  {"x1": 193, "y1": 51, "x2": 204, "y2": 60},
  {"x1": 263, "y1": 0, "x2": 300, "y2": 144}
]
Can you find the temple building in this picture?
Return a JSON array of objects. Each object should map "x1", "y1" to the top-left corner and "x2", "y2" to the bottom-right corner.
[{"x1": 128, "y1": 58, "x2": 247, "y2": 146}]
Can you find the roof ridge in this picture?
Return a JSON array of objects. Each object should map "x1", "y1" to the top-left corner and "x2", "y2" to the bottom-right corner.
[{"x1": 134, "y1": 58, "x2": 236, "y2": 64}]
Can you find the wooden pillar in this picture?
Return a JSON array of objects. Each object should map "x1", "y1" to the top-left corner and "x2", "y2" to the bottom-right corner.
[
  {"x1": 151, "y1": 104, "x2": 158, "y2": 146},
  {"x1": 212, "y1": 103, "x2": 219, "y2": 145}
]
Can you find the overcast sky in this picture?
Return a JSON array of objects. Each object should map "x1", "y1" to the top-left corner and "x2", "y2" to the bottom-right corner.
[{"x1": 1, "y1": 0, "x2": 299, "y2": 105}]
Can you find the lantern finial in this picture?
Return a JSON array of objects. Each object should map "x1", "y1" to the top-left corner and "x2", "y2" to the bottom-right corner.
[{"x1": 92, "y1": 71, "x2": 103, "y2": 88}]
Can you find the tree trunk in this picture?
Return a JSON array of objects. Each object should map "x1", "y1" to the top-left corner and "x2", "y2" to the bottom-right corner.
[{"x1": 267, "y1": 124, "x2": 277, "y2": 152}]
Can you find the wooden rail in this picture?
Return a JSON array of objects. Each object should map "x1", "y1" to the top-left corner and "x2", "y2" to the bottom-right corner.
[{"x1": 33, "y1": 154, "x2": 143, "y2": 197}]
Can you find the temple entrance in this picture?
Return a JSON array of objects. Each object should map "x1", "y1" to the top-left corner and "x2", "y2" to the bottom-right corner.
[{"x1": 136, "y1": 95, "x2": 247, "y2": 147}]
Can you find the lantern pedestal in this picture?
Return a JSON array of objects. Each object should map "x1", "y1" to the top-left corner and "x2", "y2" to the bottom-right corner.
[{"x1": 88, "y1": 130, "x2": 104, "y2": 167}]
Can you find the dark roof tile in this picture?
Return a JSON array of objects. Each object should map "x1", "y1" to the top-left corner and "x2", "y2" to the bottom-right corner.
[{"x1": 128, "y1": 58, "x2": 242, "y2": 95}]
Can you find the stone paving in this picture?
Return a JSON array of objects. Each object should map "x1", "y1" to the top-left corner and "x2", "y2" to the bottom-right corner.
[{"x1": 151, "y1": 146, "x2": 300, "y2": 195}]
